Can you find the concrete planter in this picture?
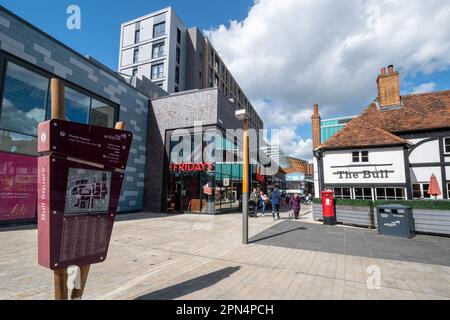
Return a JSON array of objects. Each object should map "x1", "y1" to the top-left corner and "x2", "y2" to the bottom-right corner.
[{"x1": 312, "y1": 203, "x2": 375, "y2": 228}]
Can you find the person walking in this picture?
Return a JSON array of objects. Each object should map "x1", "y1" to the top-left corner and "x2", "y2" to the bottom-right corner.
[
  {"x1": 289, "y1": 193, "x2": 302, "y2": 220},
  {"x1": 249, "y1": 188, "x2": 259, "y2": 218},
  {"x1": 260, "y1": 191, "x2": 269, "y2": 217},
  {"x1": 270, "y1": 185, "x2": 282, "y2": 221}
]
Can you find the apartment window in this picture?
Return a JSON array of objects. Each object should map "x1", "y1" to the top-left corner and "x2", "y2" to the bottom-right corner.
[
  {"x1": 199, "y1": 71, "x2": 202, "y2": 79},
  {"x1": 352, "y1": 151, "x2": 360, "y2": 163},
  {"x1": 177, "y1": 28, "x2": 181, "y2": 44},
  {"x1": 132, "y1": 68, "x2": 138, "y2": 77},
  {"x1": 354, "y1": 188, "x2": 373, "y2": 200},
  {"x1": 133, "y1": 48, "x2": 139, "y2": 64},
  {"x1": 412, "y1": 183, "x2": 431, "y2": 199},
  {"x1": 176, "y1": 47, "x2": 181, "y2": 65},
  {"x1": 175, "y1": 66, "x2": 180, "y2": 85},
  {"x1": 153, "y1": 22, "x2": 166, "y2": 38},
  {"x1": 0, "y1": 62, "x2": 48, "y2": 137},
  {"x1": 376, "y1": 188, "x2": 405, "y2": 200},
  {"x1": 199, "y1": 52, "x2": 203, "y2": 61},
  {"x1": 214, "y1": 56, "x2": 219, "y2": 71},
  {"x1": 135, "y1": 29, "x2": 140, "y2": 44},
  {"x1": 174, "y1": 85, "x2": 179, "y2": 93},
  {"x1": 444, "y1": 137, "x2": 450, "y2": 154},
  {"x1": 333, "y1": 188, "x2": 351, "y2": 199},
  {"x1": 214, "y1": 75, "x2": 219, "y2": 87},
  {"x1": 151, "y1": 63, "x2": 164, "y2": 79},
  {"x1": 152, "y1": 42, "x2": 165, "y2": 59}
]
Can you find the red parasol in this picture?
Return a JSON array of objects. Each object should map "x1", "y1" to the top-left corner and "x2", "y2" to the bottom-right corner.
[{"x1": 427, "y1": 174, "x2": 442, "y2": 199}]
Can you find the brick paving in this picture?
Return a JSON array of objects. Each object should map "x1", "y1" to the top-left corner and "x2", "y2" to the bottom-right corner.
[{"x1": 0, "y1": 207, "x2": 449, "y2": 300}]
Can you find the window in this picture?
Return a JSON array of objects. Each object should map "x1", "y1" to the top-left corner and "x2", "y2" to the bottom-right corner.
[
  {"x1": 135, "y1": 29, "x2": 140, "y2": 44},
  {"x1": 376, "y1": 188, "x2": 405, "y2": 200},
  {"x1": 155, "y1": 81, "x2": 163, "y2": 88},
  {"x1": 90, "y1": 99, "x2": 116, "y2": 128},
  {"x1": 199, "y1": 71, "x2": 202, "y2": 79},
  {"x1": 177, "y1": 28, "x2": 181, "y2": 44},
  {"x1": 444, "y1": 137, "x2": 450, "y2": 154},
  {"x1": 133, "y1": 48, "x2": 139, "y2": 64},
  {"x1": 447, "y1": 183, "x2": 450, "y2": 198},
  {"x1": 152, "y1": 43, "x2": 164, "y2": 59},
  {"x1": 151, "y1": 64, "x2": 164, "y2": 79},
  {"x1": 0, "y1": 62, "x2": 48, "y2": 137},
  {"x1": 352, "y1": 151, "x2": 360, "y2": 163},
  {"x1": 132, "y1": 68, "x2": 138, "y2": 77},
  {"x1": 176, "y1": 47, "x2": 181, "y2": 65},
  {"x1": 361, "y1": 151, "x2": 369, "y2": 162},
  {"x1": 0, "y1": 130, "x2": 38, "y2": 155},
  {"x1": 174, "y1": 86, "x2": 179, "y2": 93},
  {"x1": 175, "y1": 66, "x2": 180, "y2": 85},
  {"x1": 153, "y1": 22, "x2": 165, "y2": 38},
  {"x1": 354, "y1": 188, "x2": 373, "y2": 200},
  {"x1": 412, "y1": 183, "x2": 431, "y2": 199},
  {"x1": 64, "y1": 87, "x2": 90, "y2": 124},
  {"x1": 333, "y1": 188, "x2": 351, "y2": 199}
]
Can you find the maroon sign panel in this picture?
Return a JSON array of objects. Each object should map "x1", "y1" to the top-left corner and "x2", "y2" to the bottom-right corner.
[
  {"x1": 0, "y1": 152, "x2": 37, "y2": 222},
  {"x1": 38, "y1": 119, "x2": 132, "y2": 170},
  {"x1": 37, "y1": 120, "x2": 132, "y2": 270}
]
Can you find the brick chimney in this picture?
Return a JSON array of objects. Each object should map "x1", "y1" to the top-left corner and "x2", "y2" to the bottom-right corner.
[
  {"x1": 311, "y1": 104, "x2": 321, "y2": 150},
  {"x1": 377, "y1": 65, "x2": 401, "y2": 107}
]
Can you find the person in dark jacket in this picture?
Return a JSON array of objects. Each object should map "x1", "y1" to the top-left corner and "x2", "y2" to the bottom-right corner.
[{"x1": 289, "y1": 193, "x2": 302, "y2": 220}]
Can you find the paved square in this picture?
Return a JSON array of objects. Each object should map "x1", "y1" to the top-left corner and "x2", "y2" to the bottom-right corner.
[{"x1": 0, "y1": 209, "x2": 449, "y2": 300}]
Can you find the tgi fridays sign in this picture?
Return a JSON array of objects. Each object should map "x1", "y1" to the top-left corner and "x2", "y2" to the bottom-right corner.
[{"x1": 169, "y1": 162, "x2": 214, "y2": 173}]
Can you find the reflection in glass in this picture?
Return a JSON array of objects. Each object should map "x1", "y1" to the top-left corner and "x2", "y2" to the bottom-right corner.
[
  {"x1": 0, "y1": 62, "x2": 48, "y2": 136},
  {"x1": 64, "y1": 87, "x2": 90, "y2": 124},
  {"x1": 90, "y1": 99, "x2": 115, "y2": 128},
  {"x1": 0, "y1": 130, "x2": 38, "y2": 156}
]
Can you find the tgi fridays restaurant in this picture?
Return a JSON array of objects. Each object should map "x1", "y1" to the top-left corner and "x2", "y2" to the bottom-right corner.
[{"x1": 312, "y1": 65, "x2": 450, "y2": 202}]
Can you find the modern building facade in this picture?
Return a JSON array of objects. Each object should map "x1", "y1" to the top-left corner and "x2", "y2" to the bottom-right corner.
[
  {"x1": 0, "y1": 6, "x2": 166, "y2": 222},
  {"x1": 320, "y1": 115, "x2": 355, "y2": 143},
  {"x1": 312, "y1": 65, "x2": 450, "y2": 202},
  {"x1": 282, "y1": 157, "x2": 314, "y2": 195},
  {"x1": 118, "y1": 7, "x2": 263, "y2": 130}
]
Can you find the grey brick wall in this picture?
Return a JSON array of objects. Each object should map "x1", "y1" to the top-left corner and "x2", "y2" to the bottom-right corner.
[{"x1": 0, "y1": 7, "x2": 164, "y2": 212}]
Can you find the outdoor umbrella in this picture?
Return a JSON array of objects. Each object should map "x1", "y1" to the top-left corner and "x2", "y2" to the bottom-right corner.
[{"x1": 427, "y1": 174, "x2": 442, "y2": 199}]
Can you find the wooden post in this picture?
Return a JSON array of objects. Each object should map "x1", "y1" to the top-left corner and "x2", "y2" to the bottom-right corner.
[
  {"x1": 70, "y1": 265, "x2": 91, "y2": 300},
  {"x1": 54, "y1": 268, "x2": 68, "y2": 300}
]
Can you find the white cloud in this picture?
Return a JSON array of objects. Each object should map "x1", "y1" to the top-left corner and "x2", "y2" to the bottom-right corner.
[
  {"x1": 411, "y1": 82, "x2": 437, "y2": 94},
  {"x1": 276, "y1": 127, "x2": 313, "y2": 161},
  {"x1": 205, "y1": 0, "x2": 450, "y2": 158}
]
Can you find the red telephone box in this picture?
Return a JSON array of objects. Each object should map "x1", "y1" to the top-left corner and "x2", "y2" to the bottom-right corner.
[{"x1": 322, "y1": 191, "x2": 337, "y2": 225}]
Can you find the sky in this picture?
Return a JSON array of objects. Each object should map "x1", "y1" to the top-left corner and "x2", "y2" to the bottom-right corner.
[{"x1": 2, "y1": 0, "x2": 450, "y2": 161}]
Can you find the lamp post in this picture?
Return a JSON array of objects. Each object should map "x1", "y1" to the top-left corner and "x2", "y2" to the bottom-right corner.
[{"x1": 235, "y1": 109, "x2": 250, "y2": 245}]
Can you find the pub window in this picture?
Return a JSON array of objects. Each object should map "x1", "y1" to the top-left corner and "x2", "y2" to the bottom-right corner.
[
  {"x1": 354, "y1": 188, "x2": 372, "y2": 200},
  {"x1": 0, "y1": 62, "x2": 49, "y2": 137},
  {"x1": 376, "y1": 188, "x2": 405, "y2": 200},
  {"x1": 361, "y1": 151, "x2": 369, "y2": 162},
  {"x1": 444, "y1": 137, "x2": 450, "y2": 154},
  {"x1": 412, "y1": 183, "x2": 431, "y2": 199},
  {"x1": 352, "y1": 151, "x2": 360, "y2": 163},
  {"x1": 333, "y1": 187, "x2": 351, "y2": 199},
  {"x1": 447, "y1": 183, "x2": 450, "y2": 198}
]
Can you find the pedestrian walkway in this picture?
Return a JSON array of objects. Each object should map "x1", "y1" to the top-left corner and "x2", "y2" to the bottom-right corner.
[{"x1": 0, "y1": 208, "x2": 449, "y2": 300}]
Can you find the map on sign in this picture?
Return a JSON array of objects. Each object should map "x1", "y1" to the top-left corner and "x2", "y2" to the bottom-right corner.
[{"x1": 64, "y1": 168, "x2": 111, "y2": 215}]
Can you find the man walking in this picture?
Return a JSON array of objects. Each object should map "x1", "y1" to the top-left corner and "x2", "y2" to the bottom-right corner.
[{"x1": 270, "y1": 185, "x2": 282, "y2": 221}]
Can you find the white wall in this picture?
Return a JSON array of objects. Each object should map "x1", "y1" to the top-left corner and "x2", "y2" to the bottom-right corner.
[
  {"x1": 322, "y1": 147, "x2": 406, "y2": 184},
  {"x1": 121, "y1": 48, "x2": 134, "y2": 67},
  {"x1": 122, "y1": 24, "x2": 135, "y2": 47},
  {"x1": 313, "y1": 157, "x2": 320, "y2": 198},
  {"x1": 409, "y1": 139, "x2": 440, "y2": 163}
]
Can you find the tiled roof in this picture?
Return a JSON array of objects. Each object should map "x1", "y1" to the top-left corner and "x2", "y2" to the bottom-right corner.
[{"x1": 317, "y1": 90, "x2": 450, "y2": 150}]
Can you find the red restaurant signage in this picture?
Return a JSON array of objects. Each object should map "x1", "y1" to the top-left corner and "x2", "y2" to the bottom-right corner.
[
  {"x1": 169, "y1": 162, "x2": 214, "y2": 173},
  {"x1": 37, "y1": 119, "x2": 132, "y2": 270}
]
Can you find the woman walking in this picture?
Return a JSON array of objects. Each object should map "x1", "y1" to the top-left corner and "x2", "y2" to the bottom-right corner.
[{"x1": 289, "y1": 193, "x2": 302, "y2": 220}]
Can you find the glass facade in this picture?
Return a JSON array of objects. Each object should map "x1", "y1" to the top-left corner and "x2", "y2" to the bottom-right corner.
[
  {"x1": 321, "y1": 116, "x2": 355, "y2": 143},
  {"x1": 166, "y1": 128, "x2": 256, "y2": 214}
]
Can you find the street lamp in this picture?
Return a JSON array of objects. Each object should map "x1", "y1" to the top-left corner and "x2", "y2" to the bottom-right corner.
[{"x1": 235, "y1": 109, "x2": 250, "y2": 245}]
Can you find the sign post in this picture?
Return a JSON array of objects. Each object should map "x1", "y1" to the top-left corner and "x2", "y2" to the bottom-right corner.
[{"x1": 37, "y1": 78, "x2": 132, "y2": 300}]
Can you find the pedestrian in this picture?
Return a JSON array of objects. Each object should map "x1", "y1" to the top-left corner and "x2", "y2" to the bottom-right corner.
[
  {"x1": 270, "y1": 185, "x2": 282, "y2": 221},
  {"x1": 249, "y1": 188, "x2": 259, "y2": 218},
  {"x1": 260, "y1": 191, "x2": 269, "y2": 217},
  {"x1": 289, "y1": 193, "x2": 302, "y2": 220}
]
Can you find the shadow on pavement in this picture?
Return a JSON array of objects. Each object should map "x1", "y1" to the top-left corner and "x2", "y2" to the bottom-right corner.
[
  {"x1": 250, "y1": 226, "x2": 306, "y2": 244},
  {"x1": 135, "y1": 266, "x2": 241, "y2": 300}
]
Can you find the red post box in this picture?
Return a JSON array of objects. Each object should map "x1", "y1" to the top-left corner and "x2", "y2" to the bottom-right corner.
[{"x1": 322, "y1": 191, "x2": 337, "y2": 225}]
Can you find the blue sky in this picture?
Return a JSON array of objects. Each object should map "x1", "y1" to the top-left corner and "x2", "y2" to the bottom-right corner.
[
  {"x1": 2, "y1": 0, "x2": 449, "y2": 160},
  {"x1": 0, "y1": 0, "x2": 253, "y2": 70}
]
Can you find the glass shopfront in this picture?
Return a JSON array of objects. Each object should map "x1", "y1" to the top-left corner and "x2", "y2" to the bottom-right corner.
[
  {"x1": 0, "y1": 55, "x2": 119, "y2": 222},
  {"x1": 166, "y1": 127, "x2": 255, "y2": 214}
]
